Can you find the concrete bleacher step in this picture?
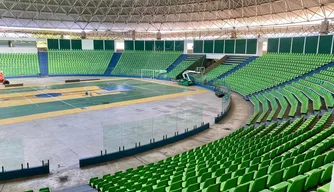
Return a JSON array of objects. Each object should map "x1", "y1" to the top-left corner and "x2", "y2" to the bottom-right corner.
[
  {"x1": 54, "y1": 185, "x2": 95, "y2": 192},
  {"x1": 226, "y1": 57, "x2": 248, "y2": 61},
  {"x1": 224, "y1": 62, "x2": 243, "y2": 65},
  {"x1": 104, "y1": 52, "x2": 122, "y2": 75},
  {"x1": 38, "y1": 52, "x2": 49, "y2": 76},
  {"x1": 222, "y1": 56, "x2": 250, "y2": 65},
  {"x1": 225, "y1": 58, "x2": 248, "y2": 61},
  {"x1": 323, "y1": 114, "x2": 334, "y2": 129},
  {"x1": 186, "y1": 56, "x2": 203, "y2": 61}
]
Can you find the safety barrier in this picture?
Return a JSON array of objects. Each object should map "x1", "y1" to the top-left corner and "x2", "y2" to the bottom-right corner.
[
  {"x1": 79, "y1": 123, "x2": 209, "y2": 168},
  {"x1": 0, "y1": 161, "x2": 49, "y2": 181}
]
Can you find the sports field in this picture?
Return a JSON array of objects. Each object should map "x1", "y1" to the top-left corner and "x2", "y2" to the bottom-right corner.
[{"x1": 0, "y1": 78, "x2": 207, "y2": 125}]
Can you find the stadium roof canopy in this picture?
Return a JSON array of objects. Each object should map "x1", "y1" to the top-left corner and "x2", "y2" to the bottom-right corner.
[{"x1": 0, "y1": 0, "x2": 333, "y2": 38}]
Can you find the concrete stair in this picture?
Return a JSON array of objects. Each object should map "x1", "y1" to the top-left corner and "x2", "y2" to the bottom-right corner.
[
  {"x1": 54, "y1": 185, "x2": 96, "y2": 192},
  {"x1": 38, "y1": 52, "x2": 48, "y2": 76},
  {"x1": 104, "y1": 52, "x2": 122, "y2": 75}
]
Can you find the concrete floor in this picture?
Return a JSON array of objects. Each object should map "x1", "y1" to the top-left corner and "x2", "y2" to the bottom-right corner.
[{"x1": 0, "y1": 77, "x2": 253, "y2": 191}]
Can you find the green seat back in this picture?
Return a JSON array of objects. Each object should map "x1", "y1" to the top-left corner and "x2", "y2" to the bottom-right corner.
[
  {"x1": 312, "y1": 154, "x2": 326, "y2": 169},
  {"x1": 287, "y1": 175, "x2": 306, "y2": 192},
  {"x1": 268, "y1": 169, "x2": 283, "y2": 187},
  {"x1": 203, "y1": 183, "x2": 220, "y2": 192},
  {"x1": 320, "y1": 164, "x2": 333, "y2": 184},
  {"x1": 304, "y1": 169, "x2": 323, "y2": 190},
  {"x1": 283, "y1": 164, "x2": 299, "y2": 181},
  {"x1": 220, "y1": 177, "x2": 238, "y2": 191},
  {"x1": 239, "y1": 171, "x2": 254, "y2": 184},
  {"x1": 250, "y1": 175, "x2": 268, "y2": 192},
  {"x1": 184, "y1": 183, "x2": 199, "y2": 192},
  {"x1": 299, "y1": 159, "x2": 313, "y2": 174}
]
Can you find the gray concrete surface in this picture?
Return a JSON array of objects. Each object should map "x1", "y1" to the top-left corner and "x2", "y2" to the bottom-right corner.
[{"x1": 0, "y1": 77, "x2": 253, "y2": 192}]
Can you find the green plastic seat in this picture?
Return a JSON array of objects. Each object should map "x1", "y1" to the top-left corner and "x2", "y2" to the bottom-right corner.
[
  {"x1": 202, "y1": 183, "x2": 220, "y2": 192},
  {"x1": 141, "y1": 184, "x2": 153, "y2": 192},
  {"x1": 166, "y1": 181, "x2": 182, "y2": 192},
  {"x1": 269, "y1": 162, "x2": 282, "y2": 174},
  {"x1": 182, "y1": 176, "x2": 197, "y2": 188},
  {"x1": 286, "y1": 175, "x2": 307, "y2": 192},
  {"x1": 233, "y1": 168, "x2": 246, "y2": 177},
  {"x1": 229, "y1": 182, "x2": 250, "y2": 192},
  {"x1": 153, "y1": 186, "x2": 165, "y2": 192},
  {"x1": 238, "y1": 171, "x2": 254, "y2": 184},
  {"x1": 255, "y1": 166, "x2": 269, "y2": 178},
  {"x1": 249, "y1": 175, "x2": 268, "y2": 192},
  {"x1": 198, "y1": 172, "x2": 212, "y2": 183},
  {"x1": 317, "y1": 183, "x2": 330, "y2": 192},
  {"x1": 283, "y1": 164, "x2": 299, "y2": 181},
  {"x1": 200, "y1": 178, "x2": 216, "y2": 189},
  {"x1": 304, "y1": 169, "x2": 323, "y2": 190},
  {"x1": 220, "y1": 177, "x2": 238, "y2": 191},
  {"x1": 182, "y1": 183, "x2": 200, "y2": 192},
  {"x1": 39, "y1": 188, "x2": 51, "y2": 192},
  {"x1": 102, "y1": 183, "x2": 112, "y2": 192},
  {"x1": 298, "y1": 159, "x2": 313, "y2": 174},
  {"x1": 324, "y1": 150, "x2": 334, "y2": 164},
  {"x1": 269, "y1": 182, "x2": 289, "y2": 192},
  {"x1": 320, "y1": 164, "x2": 333, "y2": 184},
  {"x1": 268, "y1": 169, "x2": 283, "y2": 187},
  {"x1": 216, "y1": 172, "x2": 232, "y2": 183},
  {"x1": 312, "y1": 154, "x2": 326, "y2": 169}
]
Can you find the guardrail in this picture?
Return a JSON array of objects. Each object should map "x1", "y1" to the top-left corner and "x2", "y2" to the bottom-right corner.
[
  {"x1": 195, "y1": 80, "x2": 232, "y2": 124},
  {"x1": 0, "y1": 161, "x2": 49, "y2": 181},
  {"x1": 79, "y1": 123, "x2": 209, "y2": 168}
]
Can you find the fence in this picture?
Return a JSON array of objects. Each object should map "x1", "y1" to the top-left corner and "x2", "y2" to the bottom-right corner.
[
  {"x1": 80, "y1": 106, "x2": 208, "y2": 167},
  {"x1": 194, "y1": 78, "x2": 232, "y2": 123}
]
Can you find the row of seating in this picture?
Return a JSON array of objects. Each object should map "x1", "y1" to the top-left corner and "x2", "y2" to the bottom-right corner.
[
  {"x1": 48, "y1": 50, "x2": 113, "y2": 75},
  {"x1": 0, "y1": 53, "x2": 40, "y2": 76},
  {"x1": 215, "y1": 53, "x2": 334, "y2": 96},
  {"x1": 88, "y1": 111, "x2": 334, "y2": 192},
  {"x1": 246, "y1": 65, "x2": 333, "y2": 124},
  {"x1": 111, "y1": 51, "x2": 181, "y2": 76},
  {"x1": 247, "y1": 96, "x2": 261, "y2": 125}
]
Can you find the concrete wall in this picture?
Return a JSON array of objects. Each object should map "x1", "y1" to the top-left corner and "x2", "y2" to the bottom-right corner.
[{"x1": 0, "y1": 47, "x2": 38, "y2": 53}]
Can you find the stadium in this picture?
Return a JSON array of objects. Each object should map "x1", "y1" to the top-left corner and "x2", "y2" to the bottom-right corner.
[{"x1": 0, "y1": 0, "x2": 333, "y2": 191}]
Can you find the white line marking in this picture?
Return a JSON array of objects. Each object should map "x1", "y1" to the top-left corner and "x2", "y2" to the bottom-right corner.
[
  {"x1": 16, "y1": 92, "x2": 39, "y2": 106},
  {"x1": 30, "y1": 86, "x2": 78, "y2": 109}
]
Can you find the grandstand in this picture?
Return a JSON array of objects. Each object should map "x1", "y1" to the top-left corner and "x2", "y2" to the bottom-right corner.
[
  {"x1": 111, "y1": 51, "x2": 182, "y2": 76},
  {"x1": 0, "y1": 53, "x2": 40, "y2": 76},
  {"x1": 215, "y1": 53, "x2": 334, "y2": 96},
  {"x1": 48, "y1": 50, "x2": 113, "y2": 75},
  {"x1": 0, "y1": 0, "x2": 332, "y2": 191},
  {"x1": 243, "y1": 60, "x2": 334, "y2": 125},
  {"x1": 1, "y1": 43, "x2": 333, "y2": 192},
  {"x1": 89, "y1": 112, "x2": 334, "y2": 192}
]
